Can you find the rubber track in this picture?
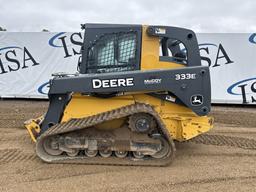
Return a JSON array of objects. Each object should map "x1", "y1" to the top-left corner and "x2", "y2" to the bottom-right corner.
[
  {"x1": 190, "y1": 134, "x2": 256, "y2": 150},
  {"x1": 36, "y1": 103, "x2": 176, "y2": 166}
]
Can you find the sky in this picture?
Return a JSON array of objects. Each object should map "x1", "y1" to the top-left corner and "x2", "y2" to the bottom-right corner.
[{"x1": 0, "y1": 0, "x2": 255, "y2": 32}]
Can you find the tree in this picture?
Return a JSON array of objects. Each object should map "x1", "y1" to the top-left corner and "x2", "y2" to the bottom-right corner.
[{"x1": 0, "y1": 26, "x2": 7, "y2": 31}]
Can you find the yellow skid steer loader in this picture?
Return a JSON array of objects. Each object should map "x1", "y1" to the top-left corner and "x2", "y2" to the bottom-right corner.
[{"x1": 25, "y1": 24, "x2": 213, "y2": 166}]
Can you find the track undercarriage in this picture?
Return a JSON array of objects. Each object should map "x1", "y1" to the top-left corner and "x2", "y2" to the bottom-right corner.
[{"x1": 36, "y1": 103, "x2": 176, "y2": 166}]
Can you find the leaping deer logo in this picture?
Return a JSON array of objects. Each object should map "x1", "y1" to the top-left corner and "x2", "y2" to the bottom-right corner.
[{"x1": 191, "y1": 95, "x2": 203, "y2": 106}]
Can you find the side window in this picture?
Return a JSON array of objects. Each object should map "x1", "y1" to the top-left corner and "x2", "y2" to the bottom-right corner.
[
  {"x1": 160, "y1": 38, "x2": 187, "y2": 65},
  {"x1": 87, "y1": 32, "x2": 137, "y2": 73}
]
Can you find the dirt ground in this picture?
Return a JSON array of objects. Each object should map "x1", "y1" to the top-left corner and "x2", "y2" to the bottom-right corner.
[{"x1": 0, "y1": 100, "x2": 255, "y2": 192}]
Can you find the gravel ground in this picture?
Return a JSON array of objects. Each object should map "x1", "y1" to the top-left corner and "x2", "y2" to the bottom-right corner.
[{"x1": 0, "y1": 100, "x2": 255, "y2": 192}]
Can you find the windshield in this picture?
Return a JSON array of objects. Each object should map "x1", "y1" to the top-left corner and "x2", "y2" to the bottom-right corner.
[{"x1": 87, "y1": 32, "x2": 137, "y2": 73}]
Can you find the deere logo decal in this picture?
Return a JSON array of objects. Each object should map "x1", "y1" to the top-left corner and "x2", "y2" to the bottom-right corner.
[
  {"x1": 92, "y1": 78, "x2": 134, "y2": 89},
  {"x1": 191, "y1": 95, "x2": 204, "y2": 106}
]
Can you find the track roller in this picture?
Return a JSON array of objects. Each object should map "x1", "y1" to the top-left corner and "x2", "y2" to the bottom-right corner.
[
  {"x1": 85, "y1": 149, "x2": 98, "y2": 157},
  {"x1": 114, "y1": 151, "x2": 128, "y2": 158},
  {"x1": 66, "y1": 149, "x2": 79, "y2": 157},
  {"x1": 132, "y1": 151, "x2": 144, "y2": 159},
  {"x1": 99, "y1": 150, "x2": 112, "y2": 157}
]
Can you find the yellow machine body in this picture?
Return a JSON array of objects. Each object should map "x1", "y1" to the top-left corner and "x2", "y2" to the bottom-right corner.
[
  {"x1": 60, "y1": 94, "x2": 213, "y2": 142},
  {"x1": 25, "y1": 25, "x2": 213, "y2": 143},
  {"x1": 56, "y1": 26, "x2": 212, "y2": 141}
]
